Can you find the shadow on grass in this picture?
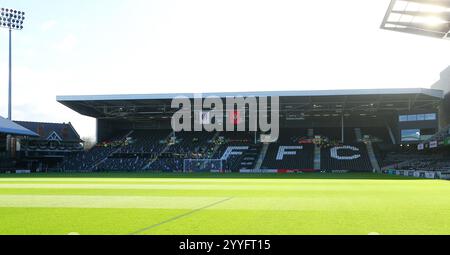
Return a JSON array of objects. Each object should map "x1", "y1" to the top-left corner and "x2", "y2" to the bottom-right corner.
[{"x1": 0, "y1": 172, "x2": 421, "y2": 180}]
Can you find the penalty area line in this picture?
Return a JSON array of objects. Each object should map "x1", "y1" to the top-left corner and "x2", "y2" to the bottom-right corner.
[{"x1": 128, "y1": 197, "x2": 234, "y2": 235}]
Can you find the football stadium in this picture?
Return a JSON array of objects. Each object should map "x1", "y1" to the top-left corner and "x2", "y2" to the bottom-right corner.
[
  {"x1": 0, "y1": 0, "x2": 450, "y2": 236},
  {"x1": 1, "y1": 84, "x2": 450, "y2": 235}
]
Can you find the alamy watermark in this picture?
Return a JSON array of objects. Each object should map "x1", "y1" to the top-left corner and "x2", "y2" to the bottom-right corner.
[{"x1": 171, "y1": 93, "x2": 279, "y2": 142}]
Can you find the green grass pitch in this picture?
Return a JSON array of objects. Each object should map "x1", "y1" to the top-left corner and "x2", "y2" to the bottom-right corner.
[{"x1": 0, "y1": 172, "x2": 449, "y2": 235}]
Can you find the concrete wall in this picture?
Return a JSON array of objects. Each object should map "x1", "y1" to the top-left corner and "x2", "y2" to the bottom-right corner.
[
  {"x1": 439, "y1": 93, "x2": 450, "y2": 130},
  {"x1": 432, "y1": 66, "x2": 450, "y2": 130},
  {"x1": 432, "y1": 66, "x2": 450, "y2": 94}
]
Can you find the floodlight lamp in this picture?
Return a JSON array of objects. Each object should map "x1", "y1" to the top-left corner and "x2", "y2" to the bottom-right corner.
[
  {"x1": 0, "y1": 7, "x2": 25, "y2": 30},
  {"x1": 381, "y1": 0, "x2": 450, "y2": 39}
]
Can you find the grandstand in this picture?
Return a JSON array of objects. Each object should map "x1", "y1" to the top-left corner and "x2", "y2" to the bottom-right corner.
[
  {"x1": 10, "y1": 121, "x2": 84, "y2": 171},
  {"x1": 0, "y1": 117, "x2": 38, "y2": 172},
  {"x1": 51, "y1": 87, "x2": 450, "y2": 176}
]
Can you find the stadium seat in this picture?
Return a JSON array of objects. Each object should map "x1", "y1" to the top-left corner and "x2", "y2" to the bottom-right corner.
[{"x1": 320, "y1": 143, "x2": 373, "y2": 172}]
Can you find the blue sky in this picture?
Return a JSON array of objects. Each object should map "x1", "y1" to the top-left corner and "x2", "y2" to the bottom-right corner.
[{"x1": 0, "y1": 0, "x2": 449, "y2": 139}]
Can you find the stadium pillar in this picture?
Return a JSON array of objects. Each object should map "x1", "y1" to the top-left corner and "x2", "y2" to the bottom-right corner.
[
  {"x1": 5, "y1": 135, "x2": 15, "y2": 158},
  {"x1": 341, "y1": 114, "x2": 345, "y2": 143},
  {"x1": 5, "y1": 135, "x2": 11, "y2": 156},
  {"x1": 8, "y1": 28, "x2": 12, "y2": 120}
]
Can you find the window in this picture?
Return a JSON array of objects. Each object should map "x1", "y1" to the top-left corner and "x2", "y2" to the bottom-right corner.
[
  {"x1": 407, "y1": 115, "x2": 417, "y2": 121},
  {"x1": 399, "y1": 113, "x2": 436, "y2": 122},
  {"x1": 425, "y1": 113, "x2": 436, "y2": 121}
]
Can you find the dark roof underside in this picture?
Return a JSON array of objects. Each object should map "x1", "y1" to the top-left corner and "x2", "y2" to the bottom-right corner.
[{"x1": 57, "y1": 88, "x2": 444, "y2": 120}]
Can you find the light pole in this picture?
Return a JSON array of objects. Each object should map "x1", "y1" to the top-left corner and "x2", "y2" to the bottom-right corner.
[{"x1": 0, "y1": 8, "x2": 25, "y2": 120}]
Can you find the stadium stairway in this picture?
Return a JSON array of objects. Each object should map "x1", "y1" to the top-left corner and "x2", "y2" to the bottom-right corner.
[
  {"x1": 228, "y1": 145, "x2": 260, "y2": 171},
  {"x1": 365, "y1": 141, "x2": 380, "y2": 172},
  {"x1": 143, "y1": 131, "x2": 175, "y2": 170},
  {"x1": 314, "y1": 145, "x2": 321, "y2": 170},
  {"x1": 254, "y1": 143, "x2": 269, "y2": 170},
  {"x1": 385, "y1": 122, "x2": 397, "y2": 144},
  {"x1": 208, "y1": 132, "x2": 222, "y2": 159},
  {"x1": 354, "y1": 128, "x2": 362, "y2": 141},
  {"x1": 92, "y1": 130, "x2": 134, "y2": 170},
  {"x1": 239, "y1": 145, "x2": 261, "y2": 170},
  {"x1": 308, "y1": 128, "x2": 314, "y2": 137},
  {"x1": 85, "y1": 130, "x2": 135, "y2": 171}
]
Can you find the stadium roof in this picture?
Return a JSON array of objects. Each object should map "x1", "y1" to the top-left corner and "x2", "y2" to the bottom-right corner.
[
  {"x1": 381, "y1": 0, "x2": 450, "y2": 39},
  {"x1": 57, "y1": 88, "x2": 444, "y2": 119},
  {"x1": 14, "y1": 121, "x2": 82, "y2": 142},
  {"x1": 0, "y1": 116, "x2": 39, "y2": 137}
]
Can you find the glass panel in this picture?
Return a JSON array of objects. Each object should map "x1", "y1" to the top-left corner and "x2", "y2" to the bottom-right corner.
[
  {"x1": 399, "y1": 115, "x2": 407, "y2": 122},
  {"x1": 425, "y1": 113, "x2": 436, "y2": 120},
  {"x1": 407, "y1": 115, "x2": 417, "y2": 121},
  {"x1": 401, "y1": 129, "x2": 421, "y2": 142}
]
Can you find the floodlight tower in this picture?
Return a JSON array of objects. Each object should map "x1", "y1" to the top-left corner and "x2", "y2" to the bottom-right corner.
[{"x1": 0, "y1": 8, "x2": 25, "y2": 120}]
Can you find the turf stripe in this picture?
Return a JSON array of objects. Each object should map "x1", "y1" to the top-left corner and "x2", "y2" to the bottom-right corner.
[
  {"x1": 0, "y1": 195, "x2": 226, "y2": 209},
  {"x1": 129, "y1": 197, "x2": 234, "y2": 235}
]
